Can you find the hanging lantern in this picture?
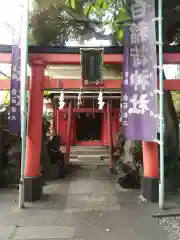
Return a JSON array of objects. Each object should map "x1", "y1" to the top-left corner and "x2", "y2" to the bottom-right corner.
[
  {"x1": 59, "y1": 90, "x2": 65, "y2": 110},
  {"x1": 80, "y1": 48, "x2": 104, "y2": 86}
]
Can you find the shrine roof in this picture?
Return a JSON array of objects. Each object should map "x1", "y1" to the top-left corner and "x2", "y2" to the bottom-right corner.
[{"x1": 0, "y1": 45, "x2": 180, "y2": 54}]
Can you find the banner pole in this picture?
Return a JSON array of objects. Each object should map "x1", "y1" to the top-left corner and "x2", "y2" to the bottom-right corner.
[
  {"x1": 158, "y1": 0, "x2": 164, "y2": 210},
  {"x1": 19, "y1": 0, "x2": 29, "y2": 209}
]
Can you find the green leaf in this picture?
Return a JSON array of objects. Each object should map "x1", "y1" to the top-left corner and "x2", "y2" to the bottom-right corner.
[
  {"x1": 84, "y1": 2, "x2": 91, "y2": 16},
  {"x1": 71, "y1": 0, "x2": 76, "y2": 9},
  {"x1": 117, "y1": 29, "x2": 123, "y2": 40},
  {"x1": 97, "y1": 0, "x2": 103, "y2": 6},
  {"x1": 117, "y1": 8, "x2": 129, "y2": 22},
  {"x1": 102, "y1": 1, "x2": 108, "y2": 9}
]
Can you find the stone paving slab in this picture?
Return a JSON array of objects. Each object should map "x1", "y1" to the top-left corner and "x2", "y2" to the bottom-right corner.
[
  {"x1": 68, "y1": 179, "x2": 116, "y2": 194},
  {"x1": 0, "y1": 226, "x2": 16, "y2": 239},
  {"x1": 65, "y1": 193, "x2": 120, "y2": 212},
  {"x1": 74, "y1": 222, "x2": 170, "y2": 240},
  {"x1": 14, "y1": 226, "x2": 75, "y2": 239},
  {"x1": 0, "y1": 168, "x2": 172, "y2": 240},
  {"x1": 13, "y1": 239, "x2": 83, "y2": 240},
  {"x1": 71, "y1": 169, "x2": 112, "y2": 180},
  {"x1": 56, "y1": 210, "x2": 105, "y2": 226},
  {"x1": 17, "y1": 214, "x2": 59, "y2": 227},
  {"x1": 95, "y1": 210, "x2": 168, "y2": 235},
  {"x1": 0, "y1": 208, "x2": 61, "y2": 227}
]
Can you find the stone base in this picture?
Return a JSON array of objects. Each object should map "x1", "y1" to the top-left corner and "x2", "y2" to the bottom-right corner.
[
  {"x1": 24, "y1": 175, "x2": 43, "y2": 202},
  {"x1": 142, "y1": 177, "x2": 159, "y2": 202}
]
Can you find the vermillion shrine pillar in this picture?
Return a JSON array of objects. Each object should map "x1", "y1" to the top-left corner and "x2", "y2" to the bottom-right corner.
[
  {"x1": 24, "y1": 60, "x2": 44, "y2": 202},
  {"x1": 65, "y1": 101, "x2": 73, "y2": 165},
  {"x1": 142, "y1": 141, "x2": 159, "y2": 202},
  {"x1": 107, "y1": 102, "x2": 113, "y2": 172}
]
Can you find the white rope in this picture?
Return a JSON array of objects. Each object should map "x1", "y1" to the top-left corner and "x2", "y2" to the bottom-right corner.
[
  {"x1": 59, "y1": 90, "x2": 65, "y2": 110},
  {"x1": 77, "y1": 88, "x2": 83, "y2": 108},
  {"x1": 98, "y1": 90, "x2": 105, "y2": 110}
]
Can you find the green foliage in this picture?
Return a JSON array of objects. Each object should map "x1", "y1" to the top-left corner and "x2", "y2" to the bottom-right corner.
[
  {"x1": 30, "y1": 0, "x2": 180, "y2": 46},
  {"x1": 44, "y1": 91, "x2": 52, "y2": 99},
  {"x1": 43, "y1": 110, "x2": 53, "y2": 122},
  {"x1": 42, "y1": 109, "x2": 52, "y2": 133},
  {"x1": 30, "y1": 0, "x2": 94, "y2": 45},
  {"x1": 30, "y1": 0, "x2": 128, "y2": 45},
  {"x1": 3, "y1": 92, "x2": 10, "y2": 106},
  {"x1": 172, "y1": 91, "x2": 180, "y2": 116},
  {"x1": 135, "y1": 141, "x2": 142, "y2": 154},
  {"x1": 79, "y1": 0, "x2": 129, "y2": 42},
  {"x1": 68, "y1": 0, "x2": 180, "y2": 44},
  {"x1": 70, "y1": 0, "x2": 76, "y2": 9}
]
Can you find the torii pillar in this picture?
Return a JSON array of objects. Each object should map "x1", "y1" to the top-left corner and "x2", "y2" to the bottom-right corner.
[
  {"x1": 24, "y1": 60, "x2": 45, "y2": 202},
  {"x1": 142, "y1": 141, "x2": 159, "y2": 202}
]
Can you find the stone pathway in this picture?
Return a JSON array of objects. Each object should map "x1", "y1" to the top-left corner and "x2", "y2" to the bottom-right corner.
[{"x1": 0, "y1": 166, "x2": 171, "y2": 239}]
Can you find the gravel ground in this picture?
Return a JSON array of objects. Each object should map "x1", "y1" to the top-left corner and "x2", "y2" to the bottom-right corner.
[{"x1": 157, "y1": 216, "x2": 180, "y2": 240}]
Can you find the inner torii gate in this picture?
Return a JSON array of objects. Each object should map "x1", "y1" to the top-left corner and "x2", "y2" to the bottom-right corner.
[{"x1": 1, "y1": 45, "x2": 180, "y2": 202}]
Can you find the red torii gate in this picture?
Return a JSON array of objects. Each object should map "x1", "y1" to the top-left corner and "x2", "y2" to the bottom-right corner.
[{"x1": 1, "y1": 45, "x2": 180, "y2": 202}]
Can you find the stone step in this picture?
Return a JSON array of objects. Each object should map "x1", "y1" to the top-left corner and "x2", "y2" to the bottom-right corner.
[
  {"x1": 70, "y1": 146, "x2": 110, "y2": 165},
  {"x1": 70, "y1": 154, "x2": 110, "y2": 158},
  {"x1": 70, "y1": 162, "x2": 109, "y2": 167},
  {"x1": 70, "y1": 146, "x2": 109, "y2": 150},
  {"x1": 70, "y1": 154, "x2": 109, "y2": 159},
  {"x1": 70, "y1": 149, "x2": 109, "y2": 154},
  {"x1": 70, "y1": 161, "x2": 109, "y2": 169},
  {"x1": 79, "y1": 155, "x2": 101, "y2": 160},
  {"x1": 70, "y1": 157, "x2": 109, "y2": 165},
  {"x1": 79, "y1": 165, "x2": 109, "y2": 171}
]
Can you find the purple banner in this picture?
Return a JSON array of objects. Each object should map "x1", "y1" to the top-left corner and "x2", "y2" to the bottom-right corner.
[
  {"x1": 122, "y1": 0, "x2": 158, "y2": 141},
  {"x1": 9, "y1": 5, "x2": 23, "y2": 133}
]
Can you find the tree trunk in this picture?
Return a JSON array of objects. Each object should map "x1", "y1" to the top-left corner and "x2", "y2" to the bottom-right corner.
[{"x1": 115, "y1": 129, "x2": 141, "y2": 189}]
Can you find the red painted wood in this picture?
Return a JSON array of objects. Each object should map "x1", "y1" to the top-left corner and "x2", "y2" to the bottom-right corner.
[
  {"x1": 61, "y1": 108, "x2": 105, "y2": 113},
  {"x1": 48, "y1": 79, "x2": 180, "y2": 91},
  {"x1": 77, "y1": 141, "x2": 103, "y2": 146},
  {"x1": 142, "y1": 142, "x2": 159, "y2": 178},
  {"x1": 71, "y1": 113, "x2": 77, "y2": 145},
  {"x1": 1, "y1": 52, "x2": 180, "y2": 64},
  {"x1": 107, "y1": 102, "x2": 113, "y2": 169},
  {"x1": 25, "y1": 61, "x2": 44, "y2": 177},
  {"x1": 58, "y1": 111, "x2": 67, "y2": 144},
  {"x1": 101, "y1": 112, "x2": 108, "y2": 145},
  {"x1": 43, "y1": 77, "x2": 123, "y2": 90},
  {"x1": 57, "y1": 108, "x2": 120, "y2": 147},
  {"x1": 2, "y1": 78, "x2": 180, "y2": 90},
  {"x1": 66, "y1": 101, "x2": 73, "y2": 164}
]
